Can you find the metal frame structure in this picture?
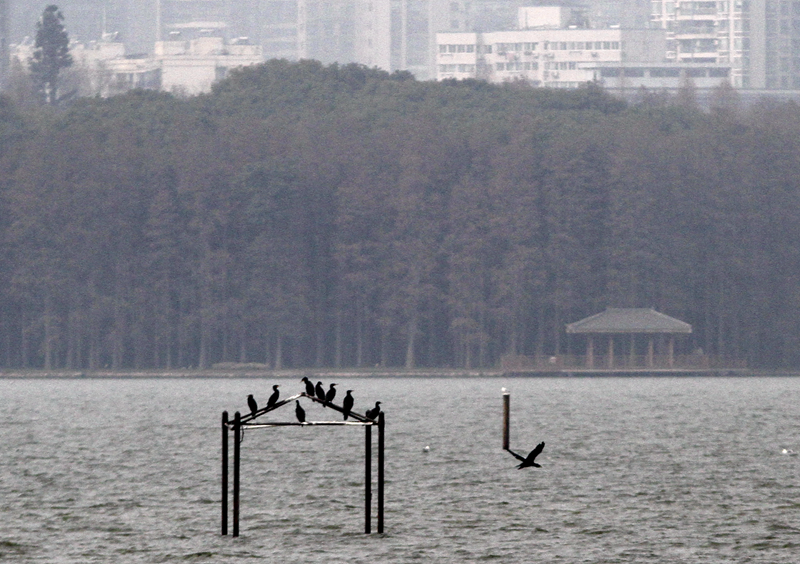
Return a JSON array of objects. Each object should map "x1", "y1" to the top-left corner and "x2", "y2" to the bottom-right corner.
[{"x1": 221, "y1": 392, "x2": 384, "y2": 536}]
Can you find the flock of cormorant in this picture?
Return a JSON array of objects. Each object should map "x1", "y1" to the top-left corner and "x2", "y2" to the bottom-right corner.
[
  {"x1": 245, "y1": 378, "x2": 383, "y2": 424},
  {"x1": 245, "y1": 383, "x2": 545, "y2": 470}
]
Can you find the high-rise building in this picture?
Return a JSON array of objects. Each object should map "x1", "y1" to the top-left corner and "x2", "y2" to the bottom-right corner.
[
  {"x1": 297, "y1": 0, "x2": 462, "y2": 79},
  {"x1": 650, "y1": 0, "x2": 800, "y2": 89},
  {"x1": 0, "y1": 0, "x2": 7, "y2": 84}
]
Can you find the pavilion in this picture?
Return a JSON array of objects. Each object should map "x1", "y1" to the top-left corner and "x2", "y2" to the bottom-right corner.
[{"x1": 565, "y1": 308, "x2": 692, "y2": 369}]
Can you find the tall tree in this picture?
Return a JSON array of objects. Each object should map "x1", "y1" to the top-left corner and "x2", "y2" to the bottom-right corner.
[{"x1": 29, "y1": 5, "x2": 73, "y2": 106}]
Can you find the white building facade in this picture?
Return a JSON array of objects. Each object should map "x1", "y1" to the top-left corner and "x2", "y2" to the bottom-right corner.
[
  {"x1": 437, "y1": 6, "x2": 669, "y2": 87},
  {"x1": 9, "y1": 35, "x2": 263, "y2": 97}
]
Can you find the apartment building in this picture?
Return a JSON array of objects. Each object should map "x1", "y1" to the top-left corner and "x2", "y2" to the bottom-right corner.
[{"x1": 650, "y1": 0, "x2": 800, "y2": 89}]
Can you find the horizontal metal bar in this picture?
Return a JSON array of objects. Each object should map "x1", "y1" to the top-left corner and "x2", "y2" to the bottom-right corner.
[{"x1": 241, "y1": 421, "x2": 376, "y2": 428}]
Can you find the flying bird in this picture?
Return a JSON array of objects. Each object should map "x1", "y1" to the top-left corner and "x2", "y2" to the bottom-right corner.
[
  {"x1": 326, "y1": 383, "x2": 337, "y2": 403},
  {"x1": 365, "y1": 401, "x2": 382, "y2": 420},
  {"x1": 301, "y1": 376, "x2": 315, "y2": 396},
  {"x1": 267, "y1": 385, "x2": 280, "y2": 408},
  {"x1": 295, "y1": 401, "x2": 306, "y2": 423},
  {"x1": 315, "y1": 381, "x2": 326, "y2": 402},
  {"x1": 509, "y1": 441, "x2": 545, "y2": 469},
  {"x1": 247, "y1": 394, "x2": 258, "y2": 416},
  {"x1": 342, "y1": 390, "x2": 354, "y2": 420}
]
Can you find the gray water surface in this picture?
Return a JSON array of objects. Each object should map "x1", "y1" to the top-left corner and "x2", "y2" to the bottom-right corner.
[{"x1": 1, "y1": 377, "x2": 799, "y2": 563}]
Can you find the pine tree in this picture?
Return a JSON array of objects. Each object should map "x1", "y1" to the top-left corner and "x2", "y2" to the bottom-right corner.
[{"x1": 29, "y1": 5, "x2": 73, "y2": 106}]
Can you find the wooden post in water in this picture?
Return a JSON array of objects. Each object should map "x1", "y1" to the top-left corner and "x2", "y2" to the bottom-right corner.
[
  {"x1": 221, "y1": 411, "x2": 228, "y2": 535},
  {"x1": 377, "y1": 412, "x2": 385, "y2": 533},
  {"x1": 502, "y1": 390, "x2": 510, "y2": 450},
  {"x1": 365, "y1": 423, "x2": 372, "y2": 534},
  {"x1": 233, "y1": 411, "x2": 241, "y2": 537}
]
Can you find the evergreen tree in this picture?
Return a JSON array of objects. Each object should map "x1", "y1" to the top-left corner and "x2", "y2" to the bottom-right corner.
[{"x1": 29, "y1": 5, "x2": 73, "y2": 106}]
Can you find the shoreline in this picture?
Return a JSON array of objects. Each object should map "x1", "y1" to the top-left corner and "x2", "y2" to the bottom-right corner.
[{"x1": 0, "y1": 367, "x2": 794, "y2": 379}]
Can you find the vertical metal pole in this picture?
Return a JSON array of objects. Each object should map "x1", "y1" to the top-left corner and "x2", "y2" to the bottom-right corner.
[
  {"x1": 365, "y1": 423, "x2": 372, "y2": 534},
  {"x1": 233, "y1": 411, "x2": 241, "y2": 537},
  {"x1": 502, "y1": 391, "x2": 510, "y2": 450},
  {"x1": 222, "y1": 411, "x2": 228, "y2": 535},
  {"x1": 377, "y1": 412, "x2": 385, "y2": 533}
]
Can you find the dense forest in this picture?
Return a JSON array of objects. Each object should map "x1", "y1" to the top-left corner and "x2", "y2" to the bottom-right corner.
[{"x1": 2, "y1": 60, "x2": 800, "y2": 370}]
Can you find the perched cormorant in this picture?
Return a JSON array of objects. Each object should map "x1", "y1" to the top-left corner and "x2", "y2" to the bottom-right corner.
[
  {"x1": 342, "y1": 390, "x2": 354, "y2": 420},
  {"x1": 365, "y1": 401, "x2": 382, "y2": 420},
  {"x1": 326, "y1": 383, "x2": 337, "y2": 403},
  {"x1": 267, "y1": 385, "x2": 280, "y2": 408},
  {"x1": 295, "y1": 401, "x2": 306, "y2": 423},
  {"x1": 247, "y1": 394, "x2": 258, "y2": 416},
  {"x1": 511, "y1": 441, "x2": 545, "y2": 469},
  {"x1": 301, "y1": 376, "x2": 315, "y2": 396},
  {"x1": 315, "y1": 381, "x2": 326, "y2": 402}
]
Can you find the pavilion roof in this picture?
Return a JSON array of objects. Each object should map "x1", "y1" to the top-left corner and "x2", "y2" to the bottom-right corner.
[{"x1": 565, "y1": 308, "x2": 692, "y2": 334}]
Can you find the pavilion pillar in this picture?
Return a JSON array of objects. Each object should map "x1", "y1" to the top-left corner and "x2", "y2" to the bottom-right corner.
[
  {"x1": 647, "y1": 337, "x2": 654, "y2": 368},
  {"x1": 668, "y1": 335, "x2": 675, "y2": 367},
  {"x1": 587, "y1": 336, "x2": 594, "y2": 368},
  {"x1": 629, "y1": 335, "x2": 635, "y2": 368},
  {"x1": 607, "y1": 335, "x2": 614, "y2": 368}
]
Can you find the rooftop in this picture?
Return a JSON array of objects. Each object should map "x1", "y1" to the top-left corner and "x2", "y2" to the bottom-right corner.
[{"x1": 566, "y1": 308, "x2": 692, "y2": 334}]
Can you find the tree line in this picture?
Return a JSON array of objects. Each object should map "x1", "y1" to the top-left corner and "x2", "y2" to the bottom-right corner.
[{"x1": 1, "y1": 60, "x2": 800, "y2": 370}]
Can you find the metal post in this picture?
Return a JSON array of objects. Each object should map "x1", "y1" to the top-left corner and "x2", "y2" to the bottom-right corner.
[
  {"x1": 365, "y1": 423, "x2": 372, "y2": 534},
  {"x1": 233, "y1": 411, "x2": 241, "y2": 537},
  {"x1": 377, "y1": 412, "x2": 385, "y2": 533},
  {"x1": 221, "y1": 411, "x2": 228, "y2": 535},
  {"x1": 502, "y1": 391, "x2": 510, "y2": 450}
]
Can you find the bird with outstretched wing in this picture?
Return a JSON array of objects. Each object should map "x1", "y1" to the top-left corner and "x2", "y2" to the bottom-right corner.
[{"x1": 507, "y1": 441, "x2": 545, "y2": 469}]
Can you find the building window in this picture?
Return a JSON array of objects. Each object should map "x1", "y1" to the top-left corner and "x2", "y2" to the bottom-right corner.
[
  {"x1": 439, "y1": 45, "x2": 448, "y2": 53},
  {"x1": 496, "y1": 63, "x2": 505, "y2": 70},
  {"x1": 624, "y1": 68, "x2": 645, "y2": 77}
]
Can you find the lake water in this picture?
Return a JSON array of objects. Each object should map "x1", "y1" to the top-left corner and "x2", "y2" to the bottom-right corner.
[{"x1": 1, "y1": 376, "x2": 799, "y2": 563}]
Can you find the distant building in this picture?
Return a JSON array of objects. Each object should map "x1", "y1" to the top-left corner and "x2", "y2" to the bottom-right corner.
[
  {"x1": 299, "y1": 0, "x2": 458, "y2": 80},
  {"x1": 589, "y1": 60, "x2": 732, "y2": 91},
  {"x1": 649, "y1": 0, "x2": 800, "y2": 89},
  {"x1": 155, "y1": 36, "x2": 263, "y2": 94},
  {"x1": 437, "y1": 6, "x2": 668, "y2": 87},
  {"x1": 0, "y1": 0, "x2": 7, "y2": 85},
  {"x1": 436, "y1": 5, "x2": 732, "y2": 90},
  {"x1": 8, "y1": 34, "x2": 263, "y2": 97}
]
